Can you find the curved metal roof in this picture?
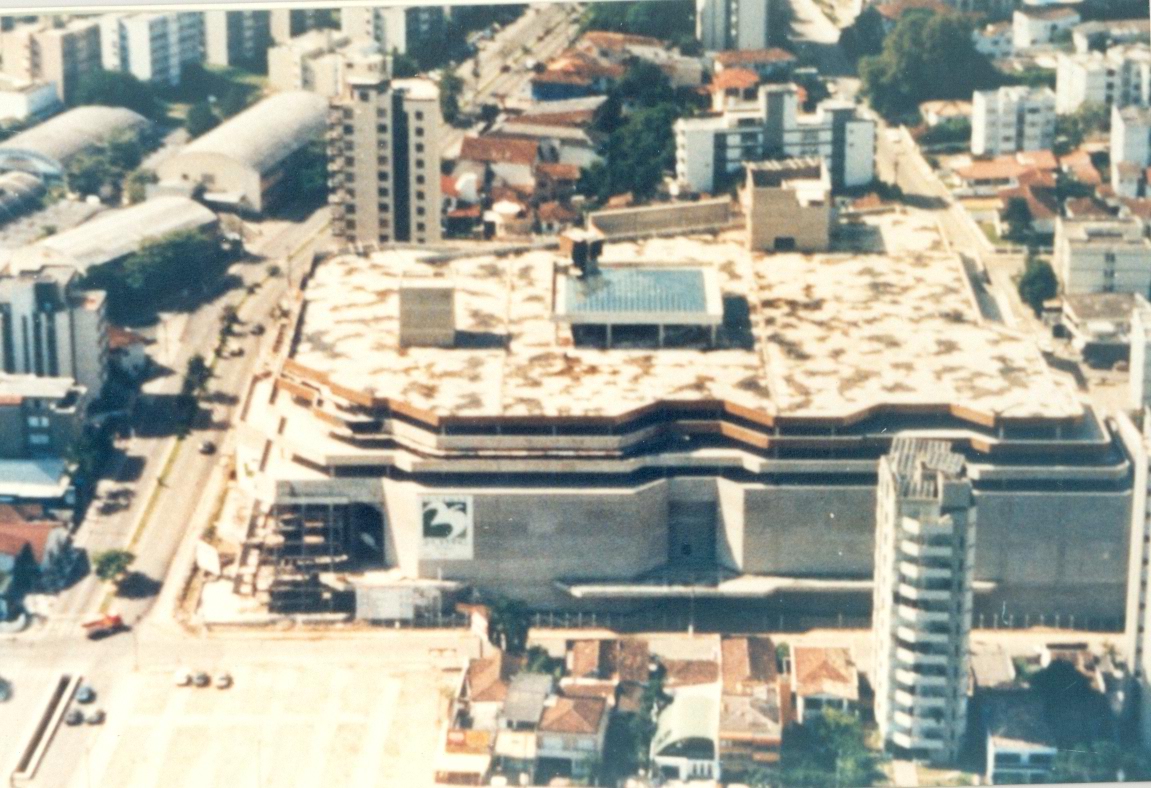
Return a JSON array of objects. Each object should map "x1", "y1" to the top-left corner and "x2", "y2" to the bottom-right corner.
[
  {"x1": 176, "y1": 91, "x2": 328, "y2": 174},
  {"x1": 0, "y1": 106, "x2": 151, "y2": 175},
  {"x1": 7, "y1": 196, "x2": 217, "y2": 275},
  {"x1": 0, "y1": 171, "x2": 46, "y2": 224}
]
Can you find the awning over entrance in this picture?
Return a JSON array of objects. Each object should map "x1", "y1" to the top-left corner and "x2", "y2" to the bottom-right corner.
[{"x1": 557, "y1": 575, "x2": 998, "y2": 599}]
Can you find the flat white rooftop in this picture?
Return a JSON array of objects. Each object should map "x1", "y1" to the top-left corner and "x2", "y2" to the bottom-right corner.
[{"x1": 290, "y1": 211, "x2": 1082, "y2": 423}]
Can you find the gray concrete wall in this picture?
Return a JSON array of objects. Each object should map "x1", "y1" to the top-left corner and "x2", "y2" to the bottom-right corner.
[
  {"x1": 972, "y1": 489, "x2": 1131, "y2": 622},
  {"x1": 742, "y1": 484, "x2": 878, "y2": 577},
  {"x1": 393, "y1": 480, "x2": 671, "y2": 606}
]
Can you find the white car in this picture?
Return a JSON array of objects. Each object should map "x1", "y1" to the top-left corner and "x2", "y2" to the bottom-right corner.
[{"x1": 173, "y1": 669, "x2": 192, "y2": 687}]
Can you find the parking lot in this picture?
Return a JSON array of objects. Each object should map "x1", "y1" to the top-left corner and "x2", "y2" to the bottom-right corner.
[{"x1": 58, "y1": 662, "x2": 452, "y2": 788}]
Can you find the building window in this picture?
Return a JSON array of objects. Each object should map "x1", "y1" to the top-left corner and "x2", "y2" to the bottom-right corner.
[
  {"x1": 415, "y1": 127, "x2": 424, "y2": 137},
  {"x1": 417, "y1": 222, "x2": 426, "y2": 232},
  {"x1": 380, "y1": 202, "x2": 390, "y2": 211},
  {"x1": 417, "y1": 206, "x2": 425, "y2": 216},
  {"x1": 377, "y1": 123, "x2": 388, "y2": 133},
  {"x1": 416, "y1": 175, "x2": 425, "y2": 185},
  {"x1": 415, "y1": 110, "x2": 424, "y2": 120},
  {"x1": 378, "y1": 187, "x2": 389, "y2": 197},
  {"x1": 416, "y1": 191, "x2": 425, "y2": 200},
  {"x1": 415, "y1": 159, "x2": 425, "y2": 169},
  {"x1": 415, "y1": 143, "x2": 425, "y2": 153},
  {"x1": 358, "y1": 90, "x2": 370, "y2": 102},
  {"x1": 29, "y1": 434, "x2": 50, "y2": 446},
  {"x1": 343, "y1": 124, "x2": 353, "y2": 134},
  {"x1": 380, "y1": 172, "x2": 389, "y2": 182},
  {"x1": 26, "y1": 415, "x2": 48, "y2": 428}
]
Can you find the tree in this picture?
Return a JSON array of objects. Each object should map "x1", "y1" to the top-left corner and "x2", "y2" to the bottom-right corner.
[
  {"x1": 280, "y1": 139, "x2": 328, "y2": 208},
  {"x1": 840, "y1": 6, "x2": 887, "y2": 62},
  {"x1": 486, "y1": 596, "x2": 530, "y2": 653},
  {"x1": 1001, "y1": 197, "x2": 1033, "y2": 243},
  {"x1": 439, "y1": 69, "x2": 464, "y2": 125},
  {"x1": 92, "y1": 549, "x2": 135, "y2": 583},
  {"x1": 1017, "y1": 255, "x2": 1058, "y2": 315},
  {"x1": 217, "y1": 83, "x2": 251, "y2": 118},
  {"x1": 184, "y1": 353, "x2": 211, "y2": 396},
  {"x1": 861, "y1": 12, "x2": 1001, "y2": 120},
  {"x1": 1054, "y1": 101, "x2": 1109, "y2": 154},
  {"x1": 391, "y1": 51, "x2": 420, "y2": 79},
  {"x1": 186, "y1": 101, "x2": 220, "y2": 137},
  {"x1": 584, "y1": 0, "x2": 695, "y2": 41},
  {"x1": 780, "y1": 709, "x2": 881, "y2": 787},
  {"x1": 125, "y1": 168, "x2": 158, "y2": 204},
  {"x1": 72, "y1": 70, "x2": 159, "y2": 119},
  {"x1": 66, "y1": 151, "x2": 113, "y2": 197}
]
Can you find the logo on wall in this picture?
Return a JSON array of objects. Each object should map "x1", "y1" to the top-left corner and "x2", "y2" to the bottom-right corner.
[{"x1": 420, "y1": 494, "x2": 474, "y2": 560}]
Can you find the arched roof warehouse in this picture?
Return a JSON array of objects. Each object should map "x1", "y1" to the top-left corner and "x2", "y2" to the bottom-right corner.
[
  {"x1": 176, "y1": 91, "x2": 328, "y2": 175},
  {"x1": 0, "y1": 106, "x2": 152, "y2": 178},
  {"x1": 6, "y1": 196, "x2": 217, "y2": 276},
  {"x1": 0, "y1": 172, "x2": 47, "y2": 225}
]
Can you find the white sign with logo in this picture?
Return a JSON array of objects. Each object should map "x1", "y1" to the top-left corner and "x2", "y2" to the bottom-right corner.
[{"x1": 420, "y1": 494, "x2": 474, "y2": 560}]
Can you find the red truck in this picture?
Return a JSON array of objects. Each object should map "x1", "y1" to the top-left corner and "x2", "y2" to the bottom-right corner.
[{"x1": 82, "y1": 614, "x2": 129, "y2": 641}]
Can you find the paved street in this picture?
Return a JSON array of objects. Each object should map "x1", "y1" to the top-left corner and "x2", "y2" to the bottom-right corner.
[
  {"x1": 441, "y1": 4, "x2": 585, "y2": 158},
  {"x1": 0, "y1": 206, "x2": 332, "y2": 785}
]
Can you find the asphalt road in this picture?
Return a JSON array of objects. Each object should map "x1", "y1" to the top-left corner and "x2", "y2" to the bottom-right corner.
[
  {"x1": 0, "y1": 206, "x2": 331, "y2": 784},
  {"x1": 441, "y1": 3, "x2": 586, "y2": 158}
]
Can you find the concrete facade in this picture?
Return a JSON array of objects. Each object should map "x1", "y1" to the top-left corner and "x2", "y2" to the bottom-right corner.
[
  {"x1": 1054, "y1": 216, "x2": 1151, "y2": 296},
  {"x1": 329, "y1": 66, "x2": 443, "y2": 247},
  {"x1": 696, "y1": 0, "x2": 771, "y2": 51},
  {"x1": 0, "y1": 19, "x2": 101, "y2": 104},
  {"x1": 340, "y1": 6, "x2": 444, "y2": 55},
  {"x1": 1055, "y1": 44, "x2": 1151, "y2": 115},
  {"x1": 203, "y1": 10, "x2": 270, "y2": 68},
  {"x1": 744, "y1": 158, "x2": 831, "y2": 253},
  {"x1": 100, "y1": 12, "x2": 204, "y2": 87},
  {"x1": 675, "y1": 83, "x2": 875, "y2": 194},
  {"x1": 971, "y1": 87, "x2": 1056, "y2": 157},
  {"x1": 0, "y1": 268, "x2": 107, "y2": 399},
  {"x1": 0, "y1": 374, "x2": 84, "y2": 460}
]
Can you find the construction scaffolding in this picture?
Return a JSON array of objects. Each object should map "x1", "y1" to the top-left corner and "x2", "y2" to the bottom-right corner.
[{"x1": 235, "y1": 497, "x2": 384, "y2": 616}]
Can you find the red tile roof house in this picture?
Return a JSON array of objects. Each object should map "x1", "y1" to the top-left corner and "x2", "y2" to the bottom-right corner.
[
  {"x1": 535, "y1": 694, "x2": 609, "y2": 781},
  {"x1": 713, "y1": 48, "x2": 797, "y2": 82},
  {"x1": 459, "y1": 135, "x2": 540, "y2": 191},
  {"x1": 789, "y1": 646, "x2": 860, "y2": 724},
  {"x1": 107, "y1": 324, "x2": 150, "y2": 378},
  {"x1": 0, "y1": 503, "x2": 74, "y2": 617}
]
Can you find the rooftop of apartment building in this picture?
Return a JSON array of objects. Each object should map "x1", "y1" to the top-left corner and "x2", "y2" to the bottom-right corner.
[
  {"x1": 1058, "y1": 214, "x2": 1149, "y2": 246},
  {"x1": 1015, "y1": 5, "x2": 1080, "y2": 21},
  {"x1": 0, "y1": 373, "x2": 80, "y2": 404},
  {"x1": 713, "y1": 48, "x2": 796, "y2": 68},
  {"x1": 287, "y1": 211, "x2": 1081, "y2": 424}
]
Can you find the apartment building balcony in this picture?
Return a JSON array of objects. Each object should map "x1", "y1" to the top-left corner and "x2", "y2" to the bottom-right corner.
[
  {"x1": 898, "y1": 560, "x2": 954, "y2": 582},
  {"x1": 899, "y1": 539, "x2": 953, "y2": 560},
  {"x1": 895, "y1": 646, "x2": 950, "y2": 667},
  {"x1": 896, "y1": 625, "x2": 951, "y2": 645},
  {"x1": 897, "y1": 582, "x2": 952, "y2": 603},
  {"x1": 891, "y1": 729, "x2": 945, "y2": 752},
  {"x1": 899, "y1": 518, "x2": 956, "y2": 538},
  {"x1": 895, "y1": 603, "x2": 951, "y2": 627},
  {"x1": 894, "y1": 689, "x2": 949, "y2": 712},
  {"x1": 894, "y1": 668, "x2": 949, "y2": 687}
]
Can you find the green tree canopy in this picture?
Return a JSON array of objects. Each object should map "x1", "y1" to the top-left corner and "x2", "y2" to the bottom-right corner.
[
  {"x1": 1002, "y1": 196, "x2": 1033, "y2": 243},
  {"x1": 585, "y1": 0, "x2": 695, "y2": 41},
  {"x1": 486, "y1": 596, "x2": 530, "y2": 653},
  {"x1": 92, "y1": 549, "x2": 135, "y2": 582},
  {"x1": 439, "y1": 69, "x2": 465, "y2": 125},
  {"x1": 860, "y1": 12, "x2": 1001, "y2": 120},
  {"x1": 780, "y1": 709, "x2": 881, "y2": 787},
  {"x1": 185, "y1": 101, "x2": 220, "y2": 138},
  {"x1": 1017, "y1": 256, "x2": 1058, "y2": 314},
  {"x1": 72, "y1": 70, "x2": 159, "y2": 119},
  {"x1": 391, "y1": 51, "x2": 420, "y2": 79}
]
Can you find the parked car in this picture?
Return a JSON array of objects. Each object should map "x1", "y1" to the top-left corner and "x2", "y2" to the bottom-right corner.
[
  {"x1": 250, "y1": 324, "x2": 266, "y2": 336},
  {"x1": 65, "y1": 709, "x2": 84, "y2": 726},
  {"x1": 0, "y1": 677, "x2": 10, "y2": 702},
  {"x1": 215, "y1": 673, "x2": 233, "y2": 689},
  {"x1": 75, "y1": 685, "x2": 96, "y2": 704},
  {"x1": 86, "y1": 709, "x2": 105, "y2": 725},
  {"x1": 198, "y1": 441, "x2": 217, "y2": 455},
  {"x1": 83, "y1": 614, "x2": 129, "y2": 641},
  {"x1": 193, "y1": 672, "x2": 210, "y2": 688},
  {"x1": 173, "y1": 670, "x2": 192, "y2": 687}
]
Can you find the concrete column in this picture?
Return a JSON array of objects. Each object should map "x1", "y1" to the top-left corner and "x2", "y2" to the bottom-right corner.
[
  {"x1": 658, "y1": 324, "x2": 665, "y2": 348},
  {"x1": 605, "y1": 324, "x2": 612, "y2": 349}
]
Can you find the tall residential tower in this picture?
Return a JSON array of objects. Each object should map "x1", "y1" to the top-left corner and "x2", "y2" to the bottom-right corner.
[
  {"x1": 873, "y1": 439, "x2": 975, "y2": 765},
  {"x1": 327, "y1": 58, "x2": 442, "y2": 247}
]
